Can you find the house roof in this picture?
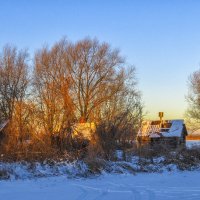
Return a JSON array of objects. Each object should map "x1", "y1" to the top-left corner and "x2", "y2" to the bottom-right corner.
[
  {"x1": 72, "y1": 122, "x2": 96, "y2": 139},
  {"x1": 0, "y1": 120, "x2": 9, "y2": 132},
  {"x1": 137, "y1": 119, "x2": 186, "y2": 138}
]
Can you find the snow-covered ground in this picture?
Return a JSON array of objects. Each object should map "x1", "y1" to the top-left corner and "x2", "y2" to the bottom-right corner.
[
  {"x1": 186, "y1": 140, "x2": 200, "y2": 148},
  {"x1": 1, "y1": 141, "x2": 200, "y2": 200},
  {"x1": 1, "y1": 172, "x2": 200, "y2": 200}
]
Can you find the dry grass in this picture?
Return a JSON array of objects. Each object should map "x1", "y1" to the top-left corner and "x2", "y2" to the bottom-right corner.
[{"x1": 187, "y1": 136, "x2": 200, "y2": 140}]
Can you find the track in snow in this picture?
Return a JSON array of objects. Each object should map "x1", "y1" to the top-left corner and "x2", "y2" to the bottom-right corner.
[
  {"x1": 1, "y1": 172, "x2": 200, "y2": 200},
  {"x1": 74, "y1": 183, "x2": 200, "y2": 200}
]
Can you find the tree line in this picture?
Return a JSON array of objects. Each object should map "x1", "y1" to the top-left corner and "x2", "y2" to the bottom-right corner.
[{"x1": 0, "y1": 38, "x2": 143, "y2": 160}]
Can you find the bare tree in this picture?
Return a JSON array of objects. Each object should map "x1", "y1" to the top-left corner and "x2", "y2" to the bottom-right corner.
[
  {"x1": 0, "y1": 38, "x2": 143, "y2": 160},
  {"x1": 33, "y1": 38, "x2": 143, "y2": 154},
  {"x1": 186, "y1": 69, "x2": 200, "y2": 131},
  {"x1": 66, "y1": 38, "x2": 125, "y2": 122},
  {"x1": 92, "y1": 67, "x2": 143, "y2": 159},
  {"x1": 0, "y1": 45, "x2": 31, "y2": 155},
  {"x1": 0, "y1": 45, "x2": 29, "y2": 121},
  {"x1": 33, "y1": 40, "x2": 74, "y2": 148}
]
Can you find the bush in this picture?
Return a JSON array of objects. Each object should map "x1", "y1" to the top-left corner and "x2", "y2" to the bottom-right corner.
[{"x1": 0, "y1": 169, "x2": 10, "y2": 180}]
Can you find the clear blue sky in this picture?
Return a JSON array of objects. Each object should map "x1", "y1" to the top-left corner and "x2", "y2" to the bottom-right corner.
[{"x1": 1, "y1": 0, "x2": 200, "y2": 120}]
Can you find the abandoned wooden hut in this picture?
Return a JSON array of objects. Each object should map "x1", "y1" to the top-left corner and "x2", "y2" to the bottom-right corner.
[{"x1": 137, "y1": 119, "x2": 188, "y2": 145}]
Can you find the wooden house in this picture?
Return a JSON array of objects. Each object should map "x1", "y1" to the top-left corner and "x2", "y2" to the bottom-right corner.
[
  {"x1": 137, "y1": 119, "x2": 188, "y2": 145},
  {"x1": 72, "y1": 122, "x2": 96, "y2": 140}
]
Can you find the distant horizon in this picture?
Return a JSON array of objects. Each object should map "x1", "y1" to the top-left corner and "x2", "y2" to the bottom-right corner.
[{"x1": 1, "y1": 0, "x2": 200, "y2": 119}]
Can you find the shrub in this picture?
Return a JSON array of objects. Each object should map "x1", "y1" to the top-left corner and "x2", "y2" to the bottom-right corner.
[{"x1": 0, "y1": 169, "x2": 10, "y2": 180}]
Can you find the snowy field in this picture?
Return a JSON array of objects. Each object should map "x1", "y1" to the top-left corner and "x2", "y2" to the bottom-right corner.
[
  {"x1": 1, "y1": 172, "x2": 200, "y2": 200},
  {"x1": 1, "y1": 141, "x2": 200, "y2": 200},
  {"x1": 186, "y1": 140, "x2": 200, "y2": 148}
]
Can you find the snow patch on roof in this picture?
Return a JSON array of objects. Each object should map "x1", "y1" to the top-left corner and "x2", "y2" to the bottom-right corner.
[{"x1": 0, "y1": 120, "x2": 9, "y2": 132}]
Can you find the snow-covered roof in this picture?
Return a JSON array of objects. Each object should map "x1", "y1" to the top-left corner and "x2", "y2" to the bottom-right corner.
[
  {"x1": 137, "y1": 120, "x2": 185, "y2": 138},
  {"x1": 0, "y1": 120, "x2": 9, "y2": 132}
]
